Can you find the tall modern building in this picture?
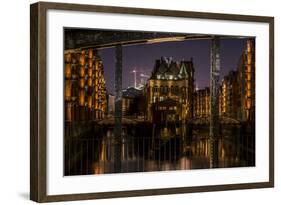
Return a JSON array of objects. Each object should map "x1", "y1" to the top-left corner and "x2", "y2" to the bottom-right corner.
[
  {"x1": 64, "y1": 49, "x2": 107, "y2": 122},
  {"x1": 145, "y1": 57, "x2": 195, "y2": 123}
]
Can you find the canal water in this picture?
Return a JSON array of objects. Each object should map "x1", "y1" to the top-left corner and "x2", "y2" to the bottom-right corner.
[{"x1": 64, "y1": 124, "x2": 255, "y2": 176}]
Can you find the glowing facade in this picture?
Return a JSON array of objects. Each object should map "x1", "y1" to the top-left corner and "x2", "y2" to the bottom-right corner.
[
  {"x1": 64, "y1": 49, "x2": 107, "y2": 122},
  {"x1": 219, "y1": 71, "x2": 240, "y2": 119},
  {"x1": 238, "y1": 39, "x2": 255, "y2": 123},
  {"x1": 146, "y1": 57, "x2": 194, "y2": 123},
  {"x1": 193, "y1": 87, "x2": 210, "y2": 118},
  {"x1": 193, "y1": 39, "x2": 255, "y2": 123}
]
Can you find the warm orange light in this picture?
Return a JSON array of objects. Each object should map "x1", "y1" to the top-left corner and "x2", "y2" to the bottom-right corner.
[
  {"x1": 66, "y1": 102, "x2": 72, "y2": 122},
  {"x1": 89, "y1": 59, "x2": 93, "y2": 67},
  {"x1": 79, "y1": 66, "x2": 85, "y2": 77},
  {"x1": 95, "y1": 61, "x2": 99, "y2": 70},
  {"x1": 247, "y1": 99, "x2": 251, "y2": 109},
  {"x1": 88, "y1": 96, "x2": 92, "y2": 108},
  {"x1": 88, "y1": 78, "x2": 93, "y2": 87},
  {"x1": 65, "y1": 53, "x2": 72, "y2": 63},
  {"x1": 65, "y1": 63, "x2": 71, "y2": 78},
  {"x1": 247, "y1": 55, "x2": 252, "y2": 64},
  {"x1": 88, "y1": 49, "x2": 93, "y2": 59},
  {"x1": 65, "y1": 81, "x2": 71, "y2": 101},
  {"x1": 79, "y1": 78, "x2": 85, "y2": 88},
  {"x1": 64, "y1": 48, "x2": 108, "y2": 121},
  {"x1": 247, "y1": 41, "x2": 251, "y2": 52},
  {"x1": 79, "y1": 53, "x2": 85, "y2": 65},
  {"x1": 247, "y1": 65, "x2": 251, "y2": 72},
  {"x1": 88, "y1": 68, "x2": 93, "y2": 77},
  {"x1": 247, "y1": 82, "x2": 251, "y2": 90},
  {"x1": 79, "y1": 89, "x2": 85, "y2": 106},
  {"x1": 247, "y1": 90, "x2": 251, "y2": 97}
]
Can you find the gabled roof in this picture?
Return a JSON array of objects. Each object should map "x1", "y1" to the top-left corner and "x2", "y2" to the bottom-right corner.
[
  {"x1": 179, "y1": 63, "x2": 188, "y2": 78},
  {"x1": 150, "y1": 57, "x2": 194, "y2": 80}
]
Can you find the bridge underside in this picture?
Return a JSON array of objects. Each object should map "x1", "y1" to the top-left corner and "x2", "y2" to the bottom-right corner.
[{"x1": 64, "y1": 28, "x2": 247, "y2": 50}]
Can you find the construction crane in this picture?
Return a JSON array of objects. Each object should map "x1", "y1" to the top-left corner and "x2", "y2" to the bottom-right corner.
[
  {"x1": 130, "y1": 68, "x2": 150, "y2": 88},
  {"x1": 130, "y1": 68, "x2": 138, "y2": 88}
]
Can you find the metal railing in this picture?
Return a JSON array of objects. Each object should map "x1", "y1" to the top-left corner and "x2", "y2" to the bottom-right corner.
[{"x1": 64, "y1": 133, "x2": 255, "y2": 176}]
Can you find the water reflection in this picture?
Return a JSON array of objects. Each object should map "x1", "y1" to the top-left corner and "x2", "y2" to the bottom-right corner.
[{"x1": 64, "y1": 124, "x2": 255, "y2": 176}]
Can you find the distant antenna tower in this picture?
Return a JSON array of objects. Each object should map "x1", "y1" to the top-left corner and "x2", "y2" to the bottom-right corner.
[{"x1": 130, "y1": 68, "x2": 142, "y2": 88}]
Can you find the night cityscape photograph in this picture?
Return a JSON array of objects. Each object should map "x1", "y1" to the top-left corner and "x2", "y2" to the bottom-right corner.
[{"x1": 63, "y1": 29, "x2": 255, "y2": 176}]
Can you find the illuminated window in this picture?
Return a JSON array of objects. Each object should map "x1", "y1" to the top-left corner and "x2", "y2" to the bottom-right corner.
[
  {"x1": 65, "y1": 81, "x2": 71, "y2": 101},
  {"x1": 247, "y1": 41, "x2": 251, "y2": 52},
  {"x1": 66, "y1": 103, "x2": 72, "y2": 122},
  {"x1": 247, "y1": 99, "x2": 251, "y2": 109},
  {"x1": 88, "y1": 68, "x2": 93, "y2": 77},
  {"x1": 247, "y1": 65, "x2": 251, "y2": 73},
  {"x1": 65, "y1": 53, "x2": 72, "y2": 63},
  {"x1": 79, "y1": 66, "x2": 85, "y2": 77},
  {"x1": 79, "y1": 89, "x2": 85, "y2": 106},
  {"x1": 87, "y1": 96, "x2": 93, "y2": 108},
  {"x1": 79, "y1": 54, "x2": 85, "y2": 66},
  {"x1": 79, "y1": 78, "x2": 85, "y2": 88},
  {"x1": 88, "y1": 49, "x2": 93, "y2": 59},
  {"x1": 65, "y1": 63, "x2": 71, "y2": 78},
  {"x1": 247, "y1": 55, "x2": 252, "y2": 64},
  {"x1": 247, "y1": 82, "x2": 251, "y2": 90}
]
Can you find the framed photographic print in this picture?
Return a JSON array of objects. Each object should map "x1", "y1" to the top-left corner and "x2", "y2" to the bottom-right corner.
[{"x1": 30, "y1": 1, "x2": 274, "y2": 202}]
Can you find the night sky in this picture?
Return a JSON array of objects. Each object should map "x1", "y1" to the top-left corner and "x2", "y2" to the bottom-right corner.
[{"x1": 99, "y1": 38, "x2": 247, "y2": 94}]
